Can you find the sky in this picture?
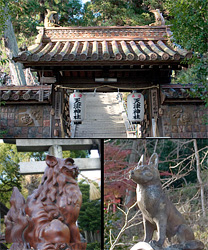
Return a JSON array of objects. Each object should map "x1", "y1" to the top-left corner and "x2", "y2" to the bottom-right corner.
[
  {"x1": 79, "y1": 149, "x2": 101, "y2": 185},
  {"x1": 78, "y1": 170, "x2": 101, "y2": 185}
]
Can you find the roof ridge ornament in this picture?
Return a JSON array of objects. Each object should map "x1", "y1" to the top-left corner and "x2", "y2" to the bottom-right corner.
[
  {"x1": 44, "y1": 9, "x2": 60, "y2": 28},
  {"x1": 149, "y1": 9, "x2": 165, "y2": 26}
]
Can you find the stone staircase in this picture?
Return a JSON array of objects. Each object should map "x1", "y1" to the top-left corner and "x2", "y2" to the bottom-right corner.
[{"x1": 74, "y1": 92, "x2": 127, "y2": 138}]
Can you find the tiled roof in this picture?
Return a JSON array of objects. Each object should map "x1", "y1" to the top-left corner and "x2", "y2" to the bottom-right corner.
[
  {"x1": 161, "y1": 84, "x2": 204, "y2": 103},
  {"x1": 0, "y1": 86, "x2": 51, "y2": 103},
  {"x1": 15, "y1": 26, "x2": 192, "y2": 65}
]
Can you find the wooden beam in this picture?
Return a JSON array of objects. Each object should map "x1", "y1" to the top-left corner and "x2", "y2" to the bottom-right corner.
[
  {"x1": 20, "y1": 60, "x2": 187, "y2": 69},
  {"x1": 58, "y1": 75, "x2": 167, "y2": 85}
]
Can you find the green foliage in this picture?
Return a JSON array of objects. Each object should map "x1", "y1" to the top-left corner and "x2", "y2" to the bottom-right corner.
[
  {"x1": 165, "y1": 0, "x2": 207, "y2": 54},
  {"x1": 0, "y1": 144, "x2": 47, "y2": 207},
  {"x1": 78, "y1": 180, "x2": 101, "y2": 232},
  {"x1": 7, "y1": 0, "x2": 84, "y2": 38},
  {"x1": 81, "y1": 2, "x2": 95, "y2": 26},
  {"x1": 0, "y1": 143, "x2": 88, "y2": 206},
  {"x1": 0, "y1": 0, "x2": 7, "y2": 35},
  {"x1": 0, "y1": 1, "x2": 9, "y2": 66},
  {"x1": 0, "y1": 130, "x2": 8, "y2": 136},
  {"x1": 0, "y1": 144, "x2": 22, "y2": 207},
  {"x1": 0, "y1": 51, "x2": 9, "y2": 66},
  {"x1": 2, "y1": 0, "x2": 161, "y2": 37},
  {"x1": 143, "y1": 0, "x2": 166, "y2": 10},
  {"x1": 0, "y1": 40, "x2": 10, "y2": 74},
  {"x1": 173, "y1": 57, "x2": 208, "y2": 107},
  {"x1": 164, "y1": 0, "x2": 208, "y2": 105},
  {"x1": 86, "y1": 241, "x2": 101, "y2": 250},
  {"x1": 59, "y1": 0, "x2": 84, "y2": 26},
  {"x1": 84, "y1": 0, "x2": 152, "y2": 26},
  {"x1": 62, "y1": 150, "x2": 88, "y2": 159},
  {"x1": 8, "y1": 0, "x2": 40, "y2": 37}
]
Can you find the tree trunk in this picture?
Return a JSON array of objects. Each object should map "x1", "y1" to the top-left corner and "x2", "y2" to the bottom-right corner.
[
  {"x1": 3, "y1": 6, "x2": 26, "y2": 86},
  {"x1": 39, "y1": 0, "x2": 45, "y2": 23},
  {"x1": 193, "y1": 139, "x2": 206, "y2": 217},
  {"x1": 125, "y1": 140, "x2": 140, "y2": 206}
]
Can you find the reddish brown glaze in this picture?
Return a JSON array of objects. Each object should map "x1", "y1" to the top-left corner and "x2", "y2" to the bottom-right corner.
[{"x1": 5, "y1": 155, "x2": 86, "y2": 250}]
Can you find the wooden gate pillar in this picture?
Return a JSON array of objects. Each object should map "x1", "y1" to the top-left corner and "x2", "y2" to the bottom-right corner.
[
  {"x1": 149, "y1": 87, "x2": 160, "y2": 137},
  {"x1": 51, "y1": 86, "x2": 72, "y2": 138},
  {"x1": 140, "y1": 90, "x2": 151, "y2": 137}
]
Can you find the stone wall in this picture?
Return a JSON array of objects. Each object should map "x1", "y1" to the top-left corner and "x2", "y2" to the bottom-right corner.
[
  {"x1": 0, "y1": 105, "x2": 51, "y2": 138},
  {"x1": 160, "y1": 104, "x2": 208, "y2": 138},
  {"x1": 1, "y1": 98, "x2": 207, "y2": 139}
]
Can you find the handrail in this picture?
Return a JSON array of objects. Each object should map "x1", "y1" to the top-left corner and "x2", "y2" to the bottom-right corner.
[{"x1": 116, "y1": 92, "x2": 138, "y2": 137}]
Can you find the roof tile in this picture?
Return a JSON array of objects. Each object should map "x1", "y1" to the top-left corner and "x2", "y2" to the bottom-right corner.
[{"x1": 15, "y1": 26, "x2": 191, "y2": 64}]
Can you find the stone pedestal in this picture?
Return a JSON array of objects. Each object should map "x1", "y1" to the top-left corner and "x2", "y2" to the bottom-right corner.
[
  {"x1": 130, "y1": 241, "x2": 204, "y2": 250},
  {"x1": 130, "y1": 242, "x2": 155, "y2": 250}
]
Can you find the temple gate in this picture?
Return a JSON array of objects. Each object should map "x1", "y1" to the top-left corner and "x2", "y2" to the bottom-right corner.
[{"x1": 0, "y1": 18, "x2": 207, "y2": 138}]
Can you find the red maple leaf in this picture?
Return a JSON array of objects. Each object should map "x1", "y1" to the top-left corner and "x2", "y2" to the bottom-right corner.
[{"x1": 104, "y1": 143, "x2": 136, "y2": 205}]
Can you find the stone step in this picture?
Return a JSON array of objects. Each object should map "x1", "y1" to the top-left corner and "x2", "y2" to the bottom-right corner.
[
  {"x1": 76, "y1": 125, "x2": 126, "y2": 130},
  {"x1": 74, "y1": 92, "x2": 127, "y2": 138},
  {"x1": 75, "y1": 133, "x2": 127, "y2": 138},
  {"x1": 76, "y1": 128, "x2": 126, "y2": 133},
  {"x1": 84, "y1": 113, "x2": 123, "y2": 117},
  {"x1": 78, "y1": 121, "x2": 125, "y2": 125}
]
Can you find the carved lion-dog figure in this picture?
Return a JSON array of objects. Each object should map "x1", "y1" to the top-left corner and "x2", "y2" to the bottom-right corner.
[
  {"x1": 5, "y1": 155, "x2": 87, "y2": 250},
  {"x1": 129, "y1": 153, "x2": 204, "y2": 250}
]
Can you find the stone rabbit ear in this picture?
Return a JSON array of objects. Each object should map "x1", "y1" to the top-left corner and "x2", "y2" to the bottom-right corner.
[
  {"x1": 137, "y1": 155, "x2": 144, "y2": 167},
  {"x1": 148, "y1": 153, "x2": 158, "y2": 168},
  {"x1": 46, "y1": 155, "x2": 58, "y2": 167}
]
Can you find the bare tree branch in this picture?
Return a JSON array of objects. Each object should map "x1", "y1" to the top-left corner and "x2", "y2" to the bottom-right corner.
[
  {"x1": 193, "y1": 139, "x2": 206, "y2": 217},
  {"x1": 109, "y1": 202, "x2": 141, "y2": 250}
]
